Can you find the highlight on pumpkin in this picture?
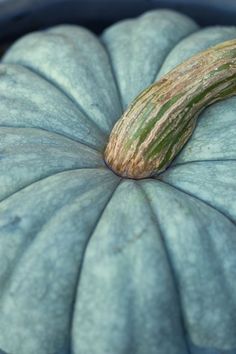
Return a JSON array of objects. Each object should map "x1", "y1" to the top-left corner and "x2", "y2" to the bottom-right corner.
[{"x1": 104, "y1": 39, "x2": 236, "y2": 179}]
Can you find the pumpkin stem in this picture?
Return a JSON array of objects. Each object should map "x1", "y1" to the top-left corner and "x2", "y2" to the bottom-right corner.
[{"x1": 104, "y1": 39, "x2": 236, "y2": 179}]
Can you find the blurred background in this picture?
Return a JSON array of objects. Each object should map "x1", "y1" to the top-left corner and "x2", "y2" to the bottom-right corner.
[{"x1": 1, "y1": 0, "x2": 236, "y2": 52}]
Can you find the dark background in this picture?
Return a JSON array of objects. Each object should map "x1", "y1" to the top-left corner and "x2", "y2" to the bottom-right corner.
[{"x1": 1, "y1": 0, "x2": 236, "y2": 46}]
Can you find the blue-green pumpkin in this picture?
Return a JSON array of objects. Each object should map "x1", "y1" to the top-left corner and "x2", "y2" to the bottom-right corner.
[{"x1": 0, "y1": 9, "x2": 236, "y2": 354}]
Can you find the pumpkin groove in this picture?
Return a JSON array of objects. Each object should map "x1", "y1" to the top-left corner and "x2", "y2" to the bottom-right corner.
[
  {"x1": 137, "y1": 182, "x2": 192, "y2": 354},
  {"x1": 159, "y1": 178, "x2": 236, "y2": 227},
  {"x1": 16, "y1": 62, "x2": 110, "y2": 139}
]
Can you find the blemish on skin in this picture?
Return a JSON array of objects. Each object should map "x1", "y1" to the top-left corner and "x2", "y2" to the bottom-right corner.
[
  {"x1": 112, "y1": 230, "x2": 145, "y2": 254},
  {"x1": 11, "y1": 216, "x2": 21, "y2": 226},
  {"x1": 0, "y1": 215, "x2": 21, "y2": 230}
]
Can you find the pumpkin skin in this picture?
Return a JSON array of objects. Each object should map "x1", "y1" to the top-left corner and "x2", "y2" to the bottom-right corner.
[{"x1": 0, "y1": 9, "x2": 236, "y2": 354}]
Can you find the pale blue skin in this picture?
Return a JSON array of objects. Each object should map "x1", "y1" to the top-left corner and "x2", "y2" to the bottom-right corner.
[{"x1": 0, "y1": 9, "x2": 236, "y2": 354}]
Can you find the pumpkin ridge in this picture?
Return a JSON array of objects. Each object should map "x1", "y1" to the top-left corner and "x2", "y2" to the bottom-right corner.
[
  {"x1": 0, "y1": 175, "x2": 118, "y2": 294},
  {"x1": 0, "y1": 169, "x2": 119, "y2": 354},
  {"x1": 104, "y1": 24, "x2": 199, "y2": 112},
  {"x1": 159, "y1": 179, "x2": 236, "y2": 228},
  {"x1": 137, "y1": 182, "x2": 192, "y2": 354},
  {"x1": 68, "y1": 179, "x2": 121, "y2": 352},
  {"x1": 0, "y1": 124, "x2": 103, "y2": 152},
  {"x1": 12, "y1": 62, "x2": 109, "y2": 139},
  {"x1": 0, "y1": 167, "x2": 108, "y2": 205},
  {"x1": 140, "y1": 179, "x2": 236, "y2": 350},
  {"x1": 101, "y1": 9, "x2": 198, "y2": 111},
  {"x1": 100, "y1": 39, "x2": 123, "y2": 115},
  {"x1": 156, "y1": 26, "x2": 236, "y2": 79},
  {"x1": 45, "y1": 26, "x2": 123, "y2": 131},
  {"x1": 152, "y1": 28, "x2": 199, "y2": 87}
]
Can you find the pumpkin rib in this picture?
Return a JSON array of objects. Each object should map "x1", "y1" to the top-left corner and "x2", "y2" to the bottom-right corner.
[
  {"x1": 171, "y1": 159, "x2": 236, "y2": 168},
  {"x1": 68, "y1": 179, "x2": 121, "y2": 352},
  {"x1": 0, "y1": 124, "x2": 103, "y2": 153},
  {"x1": 45, "y1": 26, "x2": 123, "y2": 131},
  {"x1": 0, "y1": 167, "x2": 108, "y2": 205},
  {"x1": 12, "y1": 63, "x2": 109, "y2": 139},
  {"x1": 0, "y1": 127, "x2": 105, "y2": 203},
  {"x1": 159, "y1": 179, "x2": 236, "y2": 228},
  {"x1": 137, "y1": 182, "x2": 191, "y2": 354},
  {"x1": 151, "y1": 28, "x2": 200, "y2": 87},
  {"x1": 99, "y1": 39, "x2": 123, "y2": 115},
  {"x1": 157, "y1": 26, "x2": 236, "y2": 80},
  {"x1": 100, "y1": 25, "x2": 195, "y2": 113},
  {"x1": 140, "y1": 180, "x2": 236, "y2": 351},
  {"x1": 0, "y1": 169, "x2": 119, "y2": 354},
  {"x1": 0, "y1": 206, "x2": 58, "y2": 301},
  {"x1": 0, "y1": 173, "x2": 117, "y2": 298},
  {"x1": 101, "y1": 10, "x2": 198, "y2": 110},
  {"x1": 0, "y1": 63, "x2": 106, "y2": 151}
]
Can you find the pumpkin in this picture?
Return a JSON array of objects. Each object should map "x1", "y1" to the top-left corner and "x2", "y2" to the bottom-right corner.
[{"x1": 0, "y1": 9, "x2": 236, "y2": 354}]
